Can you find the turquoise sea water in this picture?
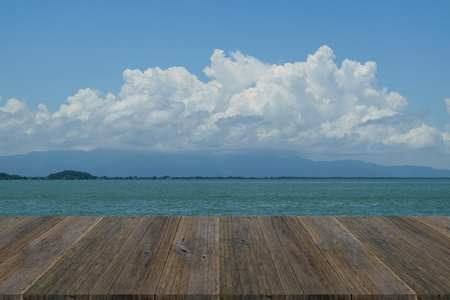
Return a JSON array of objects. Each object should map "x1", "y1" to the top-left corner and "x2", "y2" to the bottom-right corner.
[{"x1": 0, "y1": 179, "x2": 449, "y2": 216}]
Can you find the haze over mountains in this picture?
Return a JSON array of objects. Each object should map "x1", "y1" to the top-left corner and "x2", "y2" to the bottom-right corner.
[{"x1": 1, "y1": 149, "x2": 449, "y2": 178}]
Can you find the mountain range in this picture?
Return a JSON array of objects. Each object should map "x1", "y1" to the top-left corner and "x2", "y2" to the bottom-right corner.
[{"x1": 1, "y1": 149, "x2": 449, "y2": 178}]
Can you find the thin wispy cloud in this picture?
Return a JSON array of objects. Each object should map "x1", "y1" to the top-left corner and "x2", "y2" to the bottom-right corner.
[{"x1": 1, "y1": 46, "x2": 449, "y2": 167}]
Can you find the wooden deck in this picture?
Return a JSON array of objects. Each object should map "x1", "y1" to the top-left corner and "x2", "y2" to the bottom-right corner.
[{"x1": 0, "y1": 216, "x2": 448, "y2": 300}]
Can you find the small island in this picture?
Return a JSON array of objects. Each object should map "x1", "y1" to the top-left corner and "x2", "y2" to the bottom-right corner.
[
  {"x1": 0, "y1": 170, "x2": 171, "y2": 180},
  {"x1": 0, "y1": 170, "x2": 97, "y2": 180},
  {"x1": 47, "y1": 170, "x2": 98, "y2": 180}
]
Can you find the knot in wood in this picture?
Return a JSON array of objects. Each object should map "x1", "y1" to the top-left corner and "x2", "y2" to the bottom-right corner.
[{"x1": 142, "y1": 250, "x2": 152, "y2": 259}]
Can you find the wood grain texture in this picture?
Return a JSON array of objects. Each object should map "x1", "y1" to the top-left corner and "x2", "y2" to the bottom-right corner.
[
  {"x1": 90, "y1": 216, "x2": 181, "y2": 299},
  {"x1": 0, "y1": 216, "x2": 447, "y2": 300},
  {"x1": 155, "y1": 216, "x2": 219, "y2": 300},
  {"x1": 258, "y1": 216, "x2": 349, "y2": 300},
  {"x1": 299, "y1": 217, "x2": 415, "y2": 300},
  {"x1": 0, "y1": 217, "x2": 102, "y2": 299},
  {"x1": 374, "y1": 217, "x2": 449, "y2": 266},
  {"x1": 89, "y1": 216, "x2": 157, "y2": 297},
  {"x1": 0, "y1": 217, "x2": 20, "y2": 231},
  {"x1": 24, "y1": 216, "x2": 140, "y2": 300},
  {"x1": 0, "y1": 217, "x2": 63, "y2": 264},
  {"x1": 219, "y1": 216, "x2": 284, "y2": 300},
  {"x1": 413, "y1": 216, "x2": 450, "y2": 238},
  {"x1": 337, "y1": 216, "x2": 450, "y2": 300}
]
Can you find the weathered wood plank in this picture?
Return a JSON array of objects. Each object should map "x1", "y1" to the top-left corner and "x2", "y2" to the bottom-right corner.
[
  {"x1": 155, "y1": 216, "x2": 219, "y2": 300},
  {"x1": 90, "y1": 216, "x2": 181, "y2": 298},
  {"x1": 0, "y1": 217, "x2": 37, "y2": 238},
  {"x1": 257, "y1": 216, "x2": 302, "y2": 297},
  {"x1": 337, "y1": 216, "x2": 450, "y2": 300},
  {"x1": 0, "y1": 217, "x2": 19, "y2": 229},
  {"x1": 374, "y1": 217, "x2": 449, "y2": 266},
  {"x1": 24, "y1": 216, "x2": 141, "y2": 300},
  {"x1": 299, "y1": 217, "x2": 416, "y2": 300},
  {"x1": 219, "y1": 216, "x2": 284, "y2": 300},
  {"x1": 0, "y1": 216, "x2": 447, "y2": 300},
  {"x1": 258, "y1": 216, "x2": 349, "y2": 299},
  {"x1": 413, "y1": 216, "x2": 450, "y2": 238},
  {"x1": 0, "y1": 217, "x2": 64, "y2": 264},
  {"x1": 88, "y1": 216, "x2": 157, "y2": 298},
  {"x1": 0, "y1": 217, "x2": 102, "y2": 300}
]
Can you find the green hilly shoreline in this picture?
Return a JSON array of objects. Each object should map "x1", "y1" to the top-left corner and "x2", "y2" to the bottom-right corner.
[
  {"x1": 0, "y1": 170, "x2": 162, "y2": 180},
  {"x1": 1, "y1": 170, "x2": 450, "y2": 180}
]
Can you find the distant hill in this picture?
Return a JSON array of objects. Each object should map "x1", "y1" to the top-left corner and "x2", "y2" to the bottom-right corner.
[
  {"x1": 0, "y1": 172, "x2": 24, "y2": 180},
  {"x1": 0, "y1": 170, "x2": 99, "y2": 180},
  {"x1": 47, "y1": 170, "x2": 98, "y2": 180},
  {"x1": 0, "y1": 149, "x2": 450, "y2": 178}
]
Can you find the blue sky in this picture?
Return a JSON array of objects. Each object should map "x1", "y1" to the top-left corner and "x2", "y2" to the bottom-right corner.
[{"x1": 1, "y1": 1, "x2": 449, "y2": 168}]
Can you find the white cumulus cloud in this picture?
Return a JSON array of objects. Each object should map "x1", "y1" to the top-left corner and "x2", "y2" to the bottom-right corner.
[{"x1": 0, "y1": 46, "x2": 448, "y2": 167}]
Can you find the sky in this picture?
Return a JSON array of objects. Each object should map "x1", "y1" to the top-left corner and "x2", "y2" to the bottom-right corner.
[{"x1": 1, "y1": 0, "x2": 450, "y2": 169}]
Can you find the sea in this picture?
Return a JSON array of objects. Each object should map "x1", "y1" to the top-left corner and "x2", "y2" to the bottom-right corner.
[{"x1": 0, "y1": 178, "x2": 449, "y2": 216}]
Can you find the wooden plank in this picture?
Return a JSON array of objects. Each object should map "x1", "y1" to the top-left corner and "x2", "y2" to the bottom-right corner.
[
  {"x1": 0, "y1": 217, "x2": 19, "y2": 229},
  {"x1": 374, "y1": 217, "x2": 449, "y2": 267},
  {"x1": 299, "y1": 217, "x2": 416, "y2": 300},
  {"x1": 155, "y1": 216, "x2": 219, "y2": 300},
  {"x1": 0, "y1": 217, "x2": 64, "y2": 264},
  {"x1": 337, "y1": 216, "x2": 450, "y2": 300},
  {"x1": 258, "y1": 216, "x2": 349, "y2": 299},
  {"x1": 219, "y1": 216, "x2": 284, "y2": 300},
  {"x1": 0, "y1": 216, "x2": 445, "y2": 300},
  {"x1": 413, "y1": 216, "x2": 450, "y2": 238},
  {"x1": 0, "y1": 217, "x2": 102, "y2": 300},
  {"x1": 0, "y1": 217, "x2": 33, "y2": 237},
  {"x1": 88, "y1": 216, "x2": 157, "y2": 298},
  {"x1": 0, "y1": 217, "x2": 42, "y2": 258},
  {"x1": 90, "y1": 216, "x2": 181, "y2": 298},
  {"x1": 24, "y1": 216, "x2": 141, "y2": 300},
  {"x1": 0, "y1": 217, "x2": 59, "y2": 241},
  {"x1": 257, "y1": 216, "x2": 302, "y2": 297}
]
